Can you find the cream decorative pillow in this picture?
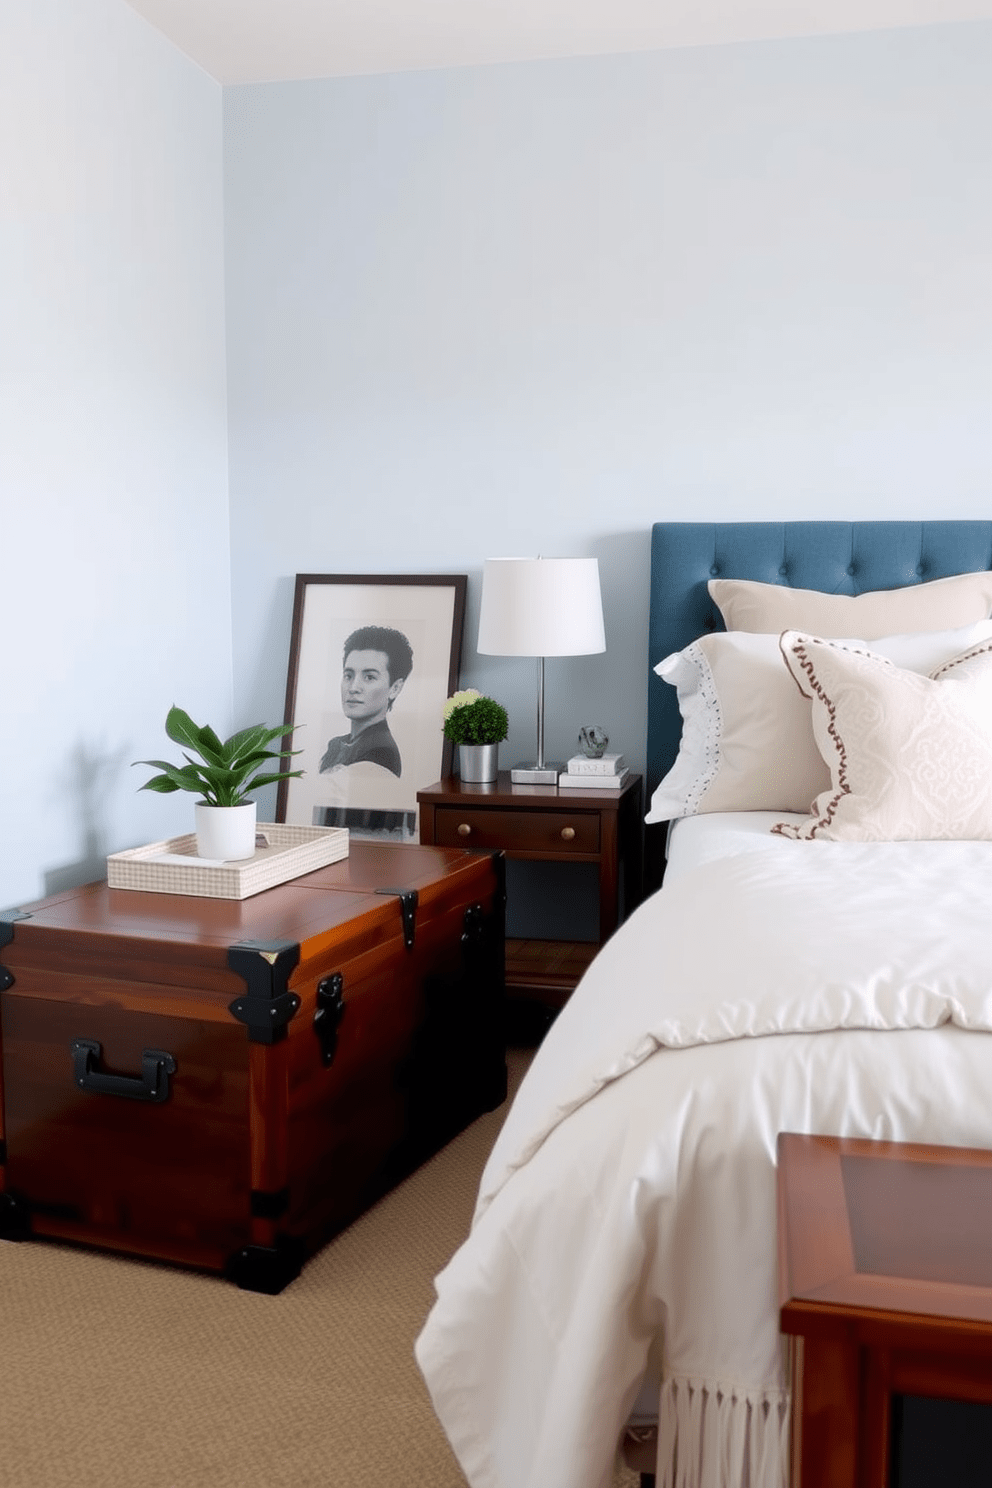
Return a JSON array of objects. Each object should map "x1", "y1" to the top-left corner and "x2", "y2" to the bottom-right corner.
[
  {"x1": 645, "y1": 622, "x2": 992, "y2": 822},
  {"x1": 773, "y1": 633, "x2": 992, "y2": 841},
  {"x1": 709, "y1": 571, "x2": 992, "y2": 640}
]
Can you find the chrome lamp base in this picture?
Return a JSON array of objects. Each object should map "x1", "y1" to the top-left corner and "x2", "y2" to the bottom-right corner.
[
  {"x1": 510, "y1": 762, "x2": 563, "y2": 785},
  {"x1": 510, "y1": 656, "x2": 566, "y2": 784}
]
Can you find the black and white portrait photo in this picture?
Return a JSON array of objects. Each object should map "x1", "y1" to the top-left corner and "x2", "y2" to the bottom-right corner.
[{"x1": 277, "y1": 575, "x2": 466, "y2": 841}]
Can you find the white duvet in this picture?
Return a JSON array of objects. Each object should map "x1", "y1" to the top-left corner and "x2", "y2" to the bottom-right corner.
[{"x1": 415, "y1": 823, "x2": 992, "y2": 1488}]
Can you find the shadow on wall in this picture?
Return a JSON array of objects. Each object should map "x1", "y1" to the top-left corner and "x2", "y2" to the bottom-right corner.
[{"x1": 43, "y1": 739, "x2": 131, "y2": 897}]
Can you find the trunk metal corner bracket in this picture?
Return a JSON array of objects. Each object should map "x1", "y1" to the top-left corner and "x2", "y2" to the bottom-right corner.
[{"x1": 374, "y1": 888, "x2": 418, "y2": 950}]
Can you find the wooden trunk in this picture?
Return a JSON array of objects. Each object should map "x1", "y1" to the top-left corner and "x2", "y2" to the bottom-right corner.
[{"x1": 0, "y1": 843, "x2": 505, "y2": 1293}]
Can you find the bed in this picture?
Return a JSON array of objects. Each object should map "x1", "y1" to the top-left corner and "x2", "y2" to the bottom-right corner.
[{"x1": 415, "y1": 520, "x2": 992, "y2": 1488}]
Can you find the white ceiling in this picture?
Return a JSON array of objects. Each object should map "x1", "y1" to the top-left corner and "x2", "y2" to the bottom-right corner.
[{"x1": 124, "y1": 0, "x2": 992, "y2": 86}]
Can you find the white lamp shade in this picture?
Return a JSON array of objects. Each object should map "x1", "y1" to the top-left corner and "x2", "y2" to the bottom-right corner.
[{"x1": 477, "y1": 557, "x2": 606, "y2": 657}]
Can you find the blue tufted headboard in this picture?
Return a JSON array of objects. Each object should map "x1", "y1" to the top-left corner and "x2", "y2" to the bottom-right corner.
[{"x1": 646, "y1": 520, "x2": 992, "y2": 811}]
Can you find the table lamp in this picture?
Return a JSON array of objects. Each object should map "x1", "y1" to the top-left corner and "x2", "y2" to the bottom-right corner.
[{"x1": 477, "y1": 556, "x2": 606, "y2": 785}]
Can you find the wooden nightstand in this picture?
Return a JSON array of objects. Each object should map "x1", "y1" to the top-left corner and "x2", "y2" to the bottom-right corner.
[{"x1": 417, "y1": 772, "x2": 642, "y2": 1005}]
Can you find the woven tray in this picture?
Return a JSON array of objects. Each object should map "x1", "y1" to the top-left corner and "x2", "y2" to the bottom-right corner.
[{"x1": 107, "y1": 823, "x2": 349, "y2": 900}]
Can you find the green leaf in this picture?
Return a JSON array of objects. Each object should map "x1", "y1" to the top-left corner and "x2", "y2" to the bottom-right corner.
[
  {"x1": 241, "y1": 769, "x2": 304, "y2": 794},
  {"x1": 136, "y1": 774, "x2": 180, "y2": 794},
  {"x1": 164, "y1": 705, "x2": 203, "y2": 750},
  {"x1": 167, "y1": 762, "x2": 210, "y2": 792},
  {"x1": 134, "y1": 759, "x2": 207, "y2": 796},
  {"x1": 220, "y1": 723, "x2": 270, "y2": 763},
  {"x1": 258, "y1": 722, "x2": 298, "y2": 747},
  {"x1": 226, "y1": 723, "x2": 299, "y2": 765},
  {"x1": 226, "y1": 746, "x2": 277, "y2": 773},
  {"x1": 197, "y1": 723, "x2": 225, "y2": 760},
  {"x1": 164, "y1": 706, "x2": 225, "y2": 767}
]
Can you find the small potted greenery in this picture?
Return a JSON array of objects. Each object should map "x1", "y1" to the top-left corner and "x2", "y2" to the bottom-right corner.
[
  {"x1": 134, "y1": 705, "x2": 302, "y2": 860},
  {"x1": 442, "y1": 689, "x2": 509, "y2": 783}
]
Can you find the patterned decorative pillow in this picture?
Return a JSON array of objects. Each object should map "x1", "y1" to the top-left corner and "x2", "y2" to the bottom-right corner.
[
  {"x1": 709, "y1": 571, "x2": 992, "y2": 640},
  {"x1": 646, "y1": 622, "x2": 992, "y2": 822},
  {"x1": 773, "y1": 633, "x2": 992, "y2": 841}
]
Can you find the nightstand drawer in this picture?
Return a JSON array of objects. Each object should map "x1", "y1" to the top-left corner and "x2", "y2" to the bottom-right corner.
[{"x1": 433, "y1": 807, "x2": 600, "y2": 855}]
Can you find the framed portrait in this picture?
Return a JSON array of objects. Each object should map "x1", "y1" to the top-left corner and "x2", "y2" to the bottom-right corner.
[{"x1": 276, "y1": 574, "x2": 467, "y2": 842}]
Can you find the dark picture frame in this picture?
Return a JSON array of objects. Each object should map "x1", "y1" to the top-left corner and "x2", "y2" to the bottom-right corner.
[{"x1": 276, "y1": 574, "x2": 467, "y2": 842}]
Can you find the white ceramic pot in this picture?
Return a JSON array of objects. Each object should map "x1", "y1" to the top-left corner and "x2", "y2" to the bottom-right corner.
[
  {"x1": 195, "y1": 801, "x2": 257, "y2": 861},
  {"x1": 458, "y1": 743, "x2": 499, "y2": 784}
]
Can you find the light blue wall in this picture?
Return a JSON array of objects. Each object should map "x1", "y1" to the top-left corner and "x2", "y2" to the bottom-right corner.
[
  {"x1": 225, "y1": 21, "x2": 992, "y2": 808},
  {"x1": 5, "y1": 11, "x2": 991, "y2": 911},
  {"x1": 1, "y1": 0, "x2": 230, "y2": 905}
]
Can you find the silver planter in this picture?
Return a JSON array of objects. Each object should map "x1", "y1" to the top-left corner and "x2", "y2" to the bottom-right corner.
[{"x1": 458, "y1": 742, "x2": 499, "y2": 784}]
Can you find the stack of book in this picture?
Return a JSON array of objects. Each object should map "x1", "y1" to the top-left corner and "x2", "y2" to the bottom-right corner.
[{"x1": 558, "y1": 753, "x2": 629, "y2": 790}]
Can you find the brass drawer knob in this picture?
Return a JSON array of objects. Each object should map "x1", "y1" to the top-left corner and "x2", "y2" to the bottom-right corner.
[
  {"x1": 457, "y1": 823, "x2": 472, "y2": 837},
  {"x1": 560, "y1": 826, "x2": 576, "y2": 841}
]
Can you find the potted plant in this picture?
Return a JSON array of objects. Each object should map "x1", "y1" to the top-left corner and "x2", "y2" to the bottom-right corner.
[
  {"x1": 134, "y1": 705, "x2": 303, "y2": 860},
  {"x1": 442, "y1": 689, "x2": 509, "y2": 784}
]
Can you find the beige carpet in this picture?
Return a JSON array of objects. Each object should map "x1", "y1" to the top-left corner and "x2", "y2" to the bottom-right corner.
[{"x1": 0, "y1": 1047, "x2": 642, "y2": 1487}]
